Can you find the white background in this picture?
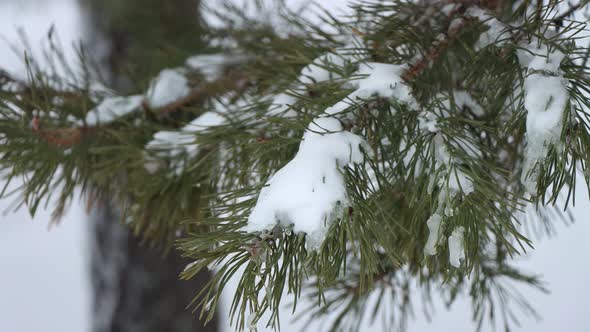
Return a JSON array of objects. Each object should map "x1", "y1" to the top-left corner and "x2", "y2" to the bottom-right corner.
[{"x1": 0, "y1": 1, "x2": 588, "y2": 331}]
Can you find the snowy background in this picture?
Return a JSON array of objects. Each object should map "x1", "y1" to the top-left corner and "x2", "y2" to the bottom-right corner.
[{"x1": 0, "y1": 0, "x2": 588, "y2": 331}]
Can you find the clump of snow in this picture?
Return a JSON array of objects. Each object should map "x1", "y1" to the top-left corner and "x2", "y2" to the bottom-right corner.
[
  {"x1": 267, "y1": 93, "x2": 298, "y2": 117},
  {"x1": 246, "y1": 117, "x2": 367, "y2": 249},
  {"x1": 424, "y1": 213, "x2": 443, "y2": 256},
  {"x1": 354, "y1": 63, "x2": 414, "y2": 102},
  {"x1": 247, "y1": 57, "x2": 420, "y2": 248},
  {"x1": 429, "y1": 134, "x2": 474, "y2": 222},
  {"x1": 448, "y1": 226, "x2": 465, "y2": 267},
  {"x1": 440, "y1": 3, "x2": 456, "y2": 16},
  {"x1": 518, "y1": 44, "x2": 568, "y2": 194},
  {"x1": 144, "y1": 100, "x2": 227, "y2": 174},
  {"x1": 145, "y1": 130, "x2": 196, "y2": 160},
  {"x1": 299, "y1": 52, "x2": 349, "y2": 85},
  {"x1": 448, "y1": 167, "x2": 475, "y2": 196},
  {"x1": 419, "y1": 93, "x2": 478, "y2": 256},
  {"x1": 88, "y1": 81, "x2": 115, "y2": 102},
  {"x1": 453, "y1": 91, "x2": 485, "y2": 117},
  {"x1": 79, "y1": 95, "x2": 144, "y2": 126},
  {"x1": 145, "y1": 69, "x2": 191, "y2": 109},
  {"x1": 466, "y1": 7, "x2": 508, "y2": 51},
  {"x1": 187, "y1": 109, "x2": 227, "y2": 131},
  {"x1": 419, "y1": 91, "x2": 484, "y2": 134},
  {"x1": 266, "y1": 52, "x2": 354, "y2": 118},
  {"x1": 186, "y1": 53, "x2": 248, "y2": 82},
  {"x1": 31, "y1": 109, "x2": 78, "y2": 123},
  {"x1": 448, "y1": 17, "x2": 464, "y2": 31},
  {"x1": 325, "y1": 62, "x2": 415, "y2": 116},
  {"x1": 517, "y1": 44, "x2": 564, "y2": 71}
]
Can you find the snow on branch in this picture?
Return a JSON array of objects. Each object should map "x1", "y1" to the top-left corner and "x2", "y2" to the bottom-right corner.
[
  {"x1": 145, "y1": 69, "x2": 191, "y2": 109},
  {"x1": 268, "y1": 52, "x2": 353, "y2": 118},
  {"x1": 144, "y1": 98, "x2": 230, "y2": 175},
  {"x1": 245, "y1": 117, "x2": 368, "y2": 249},
  {"x1": 246, "y1": 57, "x2": 416, "y2": 248},
  {"x1": 25, "y1": 53, "x2": 250, "y2": 147},
  {"x1": 518, "y1": 42, "x2": 568, "y2": 194},
  {"x1": 79, "y1": 95, "x2": 144, "y2": 126},
  {"x1": 420, "y1": 92, "x2": 480, "y2": 259}
]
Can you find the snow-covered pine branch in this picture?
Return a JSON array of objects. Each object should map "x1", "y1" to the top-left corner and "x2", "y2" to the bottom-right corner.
[{"x1": 1, "y1": 1, "x2": 590, "y2": 331}]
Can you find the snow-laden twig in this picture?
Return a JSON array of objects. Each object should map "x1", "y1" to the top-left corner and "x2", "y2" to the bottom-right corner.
[
  {"x1": 420, "y1": 92, "x2": 479, "y2": 257},
  {"x1": 246, "y1": 59, "x2": 415, "y2": 248},
  {"x1": 518, "y1": 42, "x2": 568, "y2": 194}
]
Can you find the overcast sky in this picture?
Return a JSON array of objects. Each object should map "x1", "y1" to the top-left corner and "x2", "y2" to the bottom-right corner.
[{"x1": 0, "y1": 1, "x2": 588, "y2": 331}]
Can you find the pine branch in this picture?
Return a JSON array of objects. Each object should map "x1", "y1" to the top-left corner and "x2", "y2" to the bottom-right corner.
[
  {"x1": 402, "y1": 6, "x2": 473, "y2": 81},
  {"x1": 22, "y1": 71, "x2": 253, "y2": 147},
  {"x1": 32, "y1": 123, "x2": 96, "y2": 147},
  {"x1": 553, "y1": 0, "x2": 589, "y2": 25},
  {"x1": 1, "y1": 1, "x2": 590, "y2": 331},
  {"x1": 146, "y1": 71, "x2": 252, "y2": 115}
]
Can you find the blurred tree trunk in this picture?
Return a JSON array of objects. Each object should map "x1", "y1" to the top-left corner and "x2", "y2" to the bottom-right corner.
[{"x1": 79, "y1": 1, "x2": 217, "y2": 331}]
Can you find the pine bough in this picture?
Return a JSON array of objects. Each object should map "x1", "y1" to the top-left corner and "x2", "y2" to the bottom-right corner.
[{"x1": 1, "y1": 0, "x2": 590, "y2": 331}]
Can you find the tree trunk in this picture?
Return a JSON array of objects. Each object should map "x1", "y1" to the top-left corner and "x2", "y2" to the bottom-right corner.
[
  {"x1": 79, "y1": 1, "x2": 217, "y2": 331},
  {"x1": 90, "y1": 202, "x2": 216, "y2": 332}
]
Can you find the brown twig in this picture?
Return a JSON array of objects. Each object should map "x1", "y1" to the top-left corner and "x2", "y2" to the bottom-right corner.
[
  {"x1": 32, "y1": 120, "x2": 97, "y2": 147},
  {"x1": 402, "y1": 5, "x2": 472, "y2": 82},
  {"x1": 25, "y1": 0, "x2": 506, "y2": 148},
  {"x1": 402, "y1": 0, "x2": 511, "y2": 83},
  {"x1": 30, "y1": 72, "x2": 252, "y2": 147},
  {"x1": 153, "y1": 73, "x2": 251, "y2": 115}
]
